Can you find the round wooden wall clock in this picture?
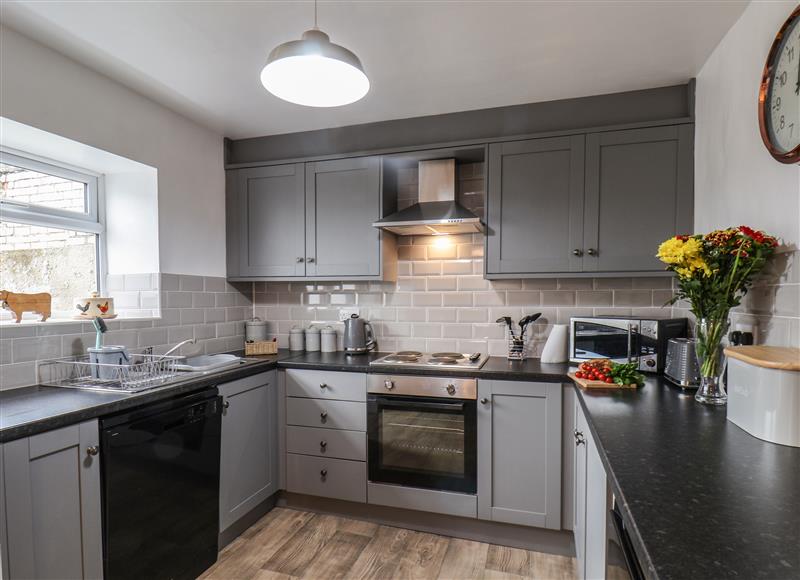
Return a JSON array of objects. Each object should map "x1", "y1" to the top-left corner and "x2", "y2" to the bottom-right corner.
[{"x1": 759, "y1": 5, "x2": 800, "y2": 164}]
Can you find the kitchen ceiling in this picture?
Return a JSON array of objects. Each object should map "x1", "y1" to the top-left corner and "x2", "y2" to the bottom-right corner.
[{"x1": 0, "y1": 1, "x2": 748, "y2": 139}]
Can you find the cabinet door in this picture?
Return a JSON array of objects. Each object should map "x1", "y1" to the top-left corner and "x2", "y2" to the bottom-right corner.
[
  {"x1": 585, "y1": 423, "x2": 608, "y2": 580},
  {"x1": 477, "y1": 380, "x2": 562, "y2": 529},
  {"x1": 219, "y1": 371, "x2": 278, "y2": 532},
  {"x1": 573, "y1": 399, "x2": 589, "y2": 579},
  {"x1": 236, "y1": 164, "x2": 306, "y2": 277},
  {"x1": 2, "y1": 421, "x2": 102, "y2": 580},
  {"x1": 305, "y1": 156, "x2": 382, "y2": 277},
  {"x1": 584, "y1": 125, "x2": 694, "y2": 272},
  {"x1": 486, "y1": 136, "x2": 585, "y2": 275}
]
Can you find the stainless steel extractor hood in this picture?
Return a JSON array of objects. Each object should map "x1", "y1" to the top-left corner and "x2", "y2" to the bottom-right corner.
[{"x1": 372, "y1": 159, "x2": 484, "y2": 236}]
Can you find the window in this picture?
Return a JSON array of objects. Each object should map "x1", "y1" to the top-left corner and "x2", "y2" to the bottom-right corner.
[{"x1": 0, "y1": 150, "x2": 103, "y2": 321}]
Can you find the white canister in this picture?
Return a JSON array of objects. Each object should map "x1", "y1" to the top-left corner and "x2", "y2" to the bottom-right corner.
[
  {"x1": 289, "y1": 327, "x2": 305, "y2": 351},
  {"x1": 540, "y1": 324, "x2": 569, "y2": 363},
  {"x1": 305, "y1": 326, "x2": 321, "y2": 352},
  {"x1": 321, "y1": 326, "x2": 337, "y2": 353},
  {"x1": 245, "y1": 318, "x2": 269, "y2": 342}
]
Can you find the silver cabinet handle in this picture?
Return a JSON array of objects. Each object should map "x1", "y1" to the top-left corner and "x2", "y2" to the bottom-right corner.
[
  {"x1": 480, "y1": 398, "x2": 489, "y2": 405},
  {"x1": 384, "y1": 380, "x2": 394, "y2": 390},
  {"x1": 319, "y1": 383, "x2": 328, "y2": 389},
  {"x1": 306, "y1": 257, "x2": 315, "y2": 263},
  {"x1": 86, "y1": 445, "x2": 99, "y2": 457},
  {"x1": 587, "y1": 248, "x2": 597, "y2": 256},
  {"x1": 296, "y1": 257, "x2": 305, "y2": 263},
  {"x1": 223, "y1": 401, "x2": 230, "y2": 409},
  {"x1": 320, "y1": 411, "x2": 328, "y2": 421},
  {"x1": 320, "y1": 469, "x2": 328, "y2": 478},
  {"x1": 320, "y1": 440, "x2": 327, "y2": 449},
  {"x1": 446, "y1": 384, "x2": 456, "y2": 395},
  {"x1": 574, "y1": 429, "x2": 585, "y2": 446},
  {"x1": 572, "y1": 249, "x2": 583, "y2": 257}
]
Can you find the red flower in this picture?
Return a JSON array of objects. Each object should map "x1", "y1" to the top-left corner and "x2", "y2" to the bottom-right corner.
[
  {"x1": 739, "y1": 225, "x2": 756, "y2": 238},
  {"x1": 676, "y1": 235, "x2": 689, "y2": 241}
]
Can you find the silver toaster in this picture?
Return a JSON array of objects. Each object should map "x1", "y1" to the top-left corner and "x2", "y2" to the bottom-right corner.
[{"x1": 664, "y1": 338, "x2": 700, "y2": 388}]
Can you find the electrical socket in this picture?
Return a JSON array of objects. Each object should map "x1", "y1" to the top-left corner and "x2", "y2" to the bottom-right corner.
[{"x1": 338, "y1": 307, "x2": 360, "y2": 321}]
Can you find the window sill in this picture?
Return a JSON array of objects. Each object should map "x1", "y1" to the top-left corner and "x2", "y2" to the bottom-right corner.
[{"x1": 0, "y1": 313, "x2": 162, "y2": 327}]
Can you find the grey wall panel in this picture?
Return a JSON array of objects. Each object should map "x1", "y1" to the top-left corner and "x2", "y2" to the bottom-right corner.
[{"x1": 228, "y1": 85, "x2": 691, "y2": 164}]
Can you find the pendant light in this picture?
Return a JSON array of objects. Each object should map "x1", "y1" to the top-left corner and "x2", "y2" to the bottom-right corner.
[{"x1": 260, "y1": 0, "x2": 369, "y2": 107}]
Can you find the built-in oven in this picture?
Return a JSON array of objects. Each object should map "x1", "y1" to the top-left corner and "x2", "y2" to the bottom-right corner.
[
  {"x1": 607, "y1": 497, "x2": 644, "y2": 580},
  {"x1": 367, "y1": 374, "x2": 477, "y2": 494}
]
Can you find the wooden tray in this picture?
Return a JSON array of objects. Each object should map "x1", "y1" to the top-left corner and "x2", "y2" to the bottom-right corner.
[{"x1": 568, "y1": 372, "x2": 638, "y2": 389}]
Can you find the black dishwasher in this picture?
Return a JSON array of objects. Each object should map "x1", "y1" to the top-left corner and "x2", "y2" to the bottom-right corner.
[{"x1": 100, "y1": 387, "x2": 222, "y2": 580}]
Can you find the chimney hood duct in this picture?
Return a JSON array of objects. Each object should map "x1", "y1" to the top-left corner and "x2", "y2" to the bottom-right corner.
[{"x1": 372, "y1": 159, "x2": 484, "y2": 236}]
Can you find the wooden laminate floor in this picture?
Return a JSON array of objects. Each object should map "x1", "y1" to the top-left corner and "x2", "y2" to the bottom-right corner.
[{"x1": 200, "y1": 508, "x2": 576, "y2": 580}]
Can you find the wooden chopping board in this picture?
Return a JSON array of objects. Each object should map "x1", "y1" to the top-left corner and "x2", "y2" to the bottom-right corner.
[{"x1": 568, "y1": 372, "x2": 638, "y2": 389}]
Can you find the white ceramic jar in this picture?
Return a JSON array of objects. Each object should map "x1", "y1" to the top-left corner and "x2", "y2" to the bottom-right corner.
[
  {"x1": 305, "y1": 326, "x2": 321, "y2": 352},
  {"x1": 321, "y1": 326, "x2": 337, "y2": 352},
  {"x1": 289, "y1": 326, "x2": 305, "y2": 351}
]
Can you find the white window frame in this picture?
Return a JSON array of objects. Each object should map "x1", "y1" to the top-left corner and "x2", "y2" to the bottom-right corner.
[{"x1": 0, "y1": 148, "x2": 106, "y2": 296}]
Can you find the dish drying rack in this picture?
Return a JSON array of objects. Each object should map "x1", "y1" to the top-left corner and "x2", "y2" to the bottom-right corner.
[{"x1": 37, "y1": 353, "x2": 183, "y2": 393}]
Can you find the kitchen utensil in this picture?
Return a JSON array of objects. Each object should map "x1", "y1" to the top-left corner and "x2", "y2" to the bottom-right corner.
[
  {"x1": 496, "y1": 316, "x2": 515, "y2": 337},
  {"x1": 541, "y1": 324, "x2": 569, "y2": 363},
  {"x1": 289, "y1": 326, "x2": 305, "y2": 351},
  {"x1": 305, "y1": 326, "x2": 321, "y2": 352},
  {"x1": 664, "y1": 338, "x2": 700, "y2": 388},
  {"x1": 518, "y1": 313, "x2": 542, "y2": 336},
  {"x1": 87, "y1": 345, "x2": 131, "y2": 380},
  {"x1": 321, "y1": 326, "x2": 337, "y2": 352},
  {"x1": 92, "y1": 316, "x2": 107, "y2": 349},
  {"x1": 245, "y1": 318, "x2": 269, "y2": 342},
  {"x1": 343, "y1": 314, "x2": 375, "y2": 354}
]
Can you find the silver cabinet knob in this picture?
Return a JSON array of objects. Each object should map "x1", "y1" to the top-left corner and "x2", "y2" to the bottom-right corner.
[
  {"x1": 319, "y1": 383, "x2": 328, "y2": 389},
  {"x1": 384, "y1": 380, "x2": 394, "y2": 390},
  {"x1": 307, "y1": 257, "x2": 315, "y2": 263},
  {"x1": 320, "y1": 440, "x2": 327, "y2": 449},
  {"x1": 223, "y1": 401, "x2": 230, "y2": 409},
  {"x1": 320, "y1": 469, "x2": 328, "y2": 478},
  {"x1": 480, "y1": 397, "x2": 489, "y2": 405},
  {"x1": 86, "y1": 445, "x2": 99, "y2": 457},
  {"x1": 572, "y1": 249, "x2": 583, "y2": 257},
  {"x1": 320, "y1": 411, "x2": 328, "y2": 421},
  {"x1": 446, "y1": 384, "x2": 456, "y2": 396},
  {"x1": 574, "y1": 429, "x2": 585, "y2": 446},
  {"x1": 296, "y1": 257, "x2": 305, "y2": 263},
  {"x1": 587, "y1": 248, "x2": 597, "y2": 256}
]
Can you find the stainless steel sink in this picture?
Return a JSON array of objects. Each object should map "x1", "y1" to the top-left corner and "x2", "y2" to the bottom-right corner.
[{"x1": 174, "y1": 354, "x2": 244, "y2": 373}]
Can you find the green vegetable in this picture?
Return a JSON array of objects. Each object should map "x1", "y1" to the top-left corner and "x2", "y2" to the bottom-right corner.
[{"x1": 609, "y1": 362, "x2": 646, "y2": 387}]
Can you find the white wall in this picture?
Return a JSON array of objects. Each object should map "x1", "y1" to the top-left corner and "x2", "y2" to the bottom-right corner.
[
  {"x1": 695, "y1": 0, "x2": 800, "y2": 347},
  {"x1": 695, "y1": 1, "x2": 800, "y2": 243},
  {"x1": 0, "y1": 25, "x2": 226, "y2": 277}
]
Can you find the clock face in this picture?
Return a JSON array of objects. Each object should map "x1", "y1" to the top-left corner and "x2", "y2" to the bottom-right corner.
[{"x1": 765, "y1": 14, "x2": 800, "y2": 155}]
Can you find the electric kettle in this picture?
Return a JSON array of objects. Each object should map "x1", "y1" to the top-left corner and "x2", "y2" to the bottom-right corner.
[{"x1": 343, "y1": 314, "x2": 375, "y2": 354}]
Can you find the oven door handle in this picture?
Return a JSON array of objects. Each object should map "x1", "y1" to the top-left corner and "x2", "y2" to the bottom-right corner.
[{"x1": 379, "y1": 399, "x2": 465, "y2": 412}]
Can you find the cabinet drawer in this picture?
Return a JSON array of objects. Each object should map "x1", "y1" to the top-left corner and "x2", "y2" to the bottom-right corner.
[
  {"x1": 286, "y1": 369, "x2": 366, "y2": 402},
  {"x1": 287, "y1": 398, "x2": 366, "y2": 431},
  {"x1": 286, "y1": 454, "x2": 366, "y2": 503},
  {"x1": 286, "y1": 426, "x2": 366, "y2": 461}
]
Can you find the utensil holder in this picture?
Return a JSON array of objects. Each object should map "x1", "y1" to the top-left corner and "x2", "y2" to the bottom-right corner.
[{"x1": 507, "y1": 336, "x2": 525, "y2": 360}]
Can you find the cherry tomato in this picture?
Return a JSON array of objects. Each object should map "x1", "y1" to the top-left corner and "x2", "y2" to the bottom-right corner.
[
  {"x1": 605, "y1": 377, "x2": 614, "y2": 384},
  {"x1": 575, "y1": 372, "x2": 584, "y2": 379}
]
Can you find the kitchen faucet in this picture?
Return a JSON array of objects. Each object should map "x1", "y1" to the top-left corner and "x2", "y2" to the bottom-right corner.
[{"x1": 163, "y1": 338, "x2": 197, "y2": 357}]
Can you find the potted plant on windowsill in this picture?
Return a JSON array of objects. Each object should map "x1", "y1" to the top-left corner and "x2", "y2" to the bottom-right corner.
[{"x1": 657, "y1": 226, "x2": 778, "y2": 405}]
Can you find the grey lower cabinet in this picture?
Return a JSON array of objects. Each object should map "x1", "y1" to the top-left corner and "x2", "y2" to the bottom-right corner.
[
  {"x1": 485, "y1": 123, "x2": 693, "y2": 278},
  {"x1": 573, "y1": 397, "x2": 609, "y2": 580},
  {"x1": 227, "y1": 156, "x2": 395, "y2": 281},
  {"x1": 284, "y1": 369, "x2": 367, "y2": 503},
  {"x1": 477, "y1": 380, "x2": 563, "y2": 529},
  {"x1": 219, "y1": 370, "x2": 279, "y2": 532},
  {"x1": 1, "y1": 421, "x2": 103, "y2": 580}
]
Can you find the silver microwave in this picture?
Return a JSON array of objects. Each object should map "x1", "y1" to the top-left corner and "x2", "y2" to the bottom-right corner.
[{"x1": 569, "y1": 316, "x2": 688, "y2": 373}]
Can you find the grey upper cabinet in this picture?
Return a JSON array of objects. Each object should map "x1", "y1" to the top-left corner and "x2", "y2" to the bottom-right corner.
[
  {"x1": 231, "y1": 163, "x2": 306, "y2": 278},
  {"x1": 305, "y1": 156, "x2": 382, "y2": 278},
  {"x1": 1, "y1": 421, "x2": 103, "y2": 580},
  {"x1": 477, "y1": 380, "x2": 562, "y2": 529},
  {"x1": 486, "y1": 136, "x2": 586, "y2": 275},
  {"x1": 583, "y1": 125, "x2": 694, "y2": 272},
  {"x1": 219, "y1": 371, "x2": 279, "y2": 532}
]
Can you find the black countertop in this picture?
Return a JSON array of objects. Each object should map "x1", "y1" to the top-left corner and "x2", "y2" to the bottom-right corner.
[
  {"x1": 575, "y1": 376, "x2": 800, "y2": 580},
  {"x1": 2, "y1": 350, "x2": 798, "y2": 580}
]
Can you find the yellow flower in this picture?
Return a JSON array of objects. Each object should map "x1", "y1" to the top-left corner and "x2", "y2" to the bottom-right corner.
[{"x1": 657, "y1": 236, "x2": 713, "y2": 279}]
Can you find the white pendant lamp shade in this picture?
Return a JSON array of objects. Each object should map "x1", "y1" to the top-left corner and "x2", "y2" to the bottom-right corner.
[{"x1": 260, "y1": 29, "x2": 369, "y2": 107}]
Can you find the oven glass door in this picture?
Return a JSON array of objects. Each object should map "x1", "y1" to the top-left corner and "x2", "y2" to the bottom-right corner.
[
  {"x1": 573, "y1": 320, "x2": 638, "y2": 362},
  {"x1": 368, "y1": 394, "x2": 477, "y2": 494}
]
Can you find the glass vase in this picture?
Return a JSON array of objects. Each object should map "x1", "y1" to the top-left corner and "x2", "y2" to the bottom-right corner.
[{"x1": 694, "y1": 316, "x2": 730, "y2": 405}]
